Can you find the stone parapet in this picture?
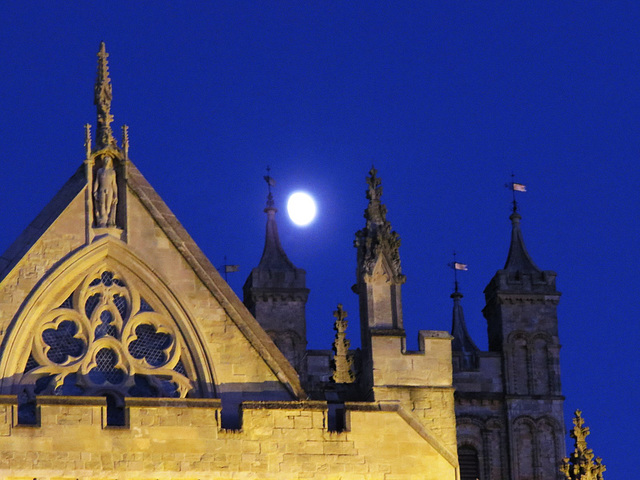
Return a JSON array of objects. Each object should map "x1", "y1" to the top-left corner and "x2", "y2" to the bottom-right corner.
[
  {"x1": 0, "y1": 395, "x2": 457, "y2": 479},
  {"x1": 370, "y1": 330, "x2": 453, "y2": 387}
]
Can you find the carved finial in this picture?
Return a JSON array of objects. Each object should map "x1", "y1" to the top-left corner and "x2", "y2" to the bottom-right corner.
[
  {"x1": 94, "y1": 42, "x2": 116, "y2": 149},
  {"x1": 354, "y1": 167, "x2": 404, "y2": 281},
  {"x1": 560, "y1": 410, "x2": 606, "y2": 480},
  {"x1": 364, "y1": 166, "x2": 386, "y2": 224},
  {"x1": 122, "y1": 125, "x2": 129, "y2": 159},
  {"x1": 331, "y1": 304, "x2": 354, "y2": 383},
  {"x1": 84, "y1": 124, "x2": 92, "y2": 161}
]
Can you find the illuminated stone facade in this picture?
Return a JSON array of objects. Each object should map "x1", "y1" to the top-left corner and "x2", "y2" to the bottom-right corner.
[
  {"x1": 0, "y1": 44, "x2": 459, "y2": 479},
  {"x1": 0, "y1": 43, "x2": 568, "y2": 480}
]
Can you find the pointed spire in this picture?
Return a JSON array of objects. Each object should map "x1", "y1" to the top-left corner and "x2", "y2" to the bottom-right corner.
[
  {"x1": 258, "y1": 172, "x2": 295, "y2": 270},
  {"x1": 355, "y1": 167, "x2": 404, "y2": 281},
  {"x1": 503, "y1": 211, "x2": 541, "y2": 273},
  {"x1": 331, "y1": 304, "x2": 354, "y2": 383},
  {"x1": 561, "y1": 410, "x2": 606, "y2": 480},
  {"x1": 94, "y1": 42, "x2": 116, "y2": 149},
  {"x1": 450, "y1": 287, "x2": 479, "y2": 369}
]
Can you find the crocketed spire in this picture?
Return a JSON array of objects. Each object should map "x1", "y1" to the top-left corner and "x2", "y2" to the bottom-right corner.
[
  {"x1": 94, "y1": 42, "x2": 117, "y2": 149},
  {"x1": 331, "y1": 304, "x2": 354, "y2": 384},
  {"x1": 354, "y1": 167, "x2": 404, "y2": 282},
  {"x1": 503, "y1": 211, "x2": 541, "y2": 273},
  {"x1": 561, "y1": 410, "x2": 606, "y2": 480}
]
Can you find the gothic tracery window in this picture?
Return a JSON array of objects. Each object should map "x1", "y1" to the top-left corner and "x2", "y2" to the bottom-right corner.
[{"x1": 21, "y1": 268, "x2": 193, "y2": 399}]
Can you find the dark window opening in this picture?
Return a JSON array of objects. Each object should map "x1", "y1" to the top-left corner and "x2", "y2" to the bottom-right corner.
[
  {"x1": 327, "y1": 403, "x2": 346, "y2": 432},
  {"x1": 458, "y1": 445, "x2": 480, "y2": 480},
  {"x1": 105, "y1": 394, "x2": 125, "y2": 426},
  {"x1": 17, "y1": 389, "x2": 37, "y2": 425}
]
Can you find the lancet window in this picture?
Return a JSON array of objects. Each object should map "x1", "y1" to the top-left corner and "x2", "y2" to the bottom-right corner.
[{"x1": 20, "y1": 268, "x2": 193, "y2": 399}]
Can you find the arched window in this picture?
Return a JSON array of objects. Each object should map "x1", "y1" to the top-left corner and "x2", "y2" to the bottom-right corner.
[
  {"x1": 531, "y1": 337, "x2": 550, "y2": 395},
  {"x1": 511, "y1": 336, "x2": 529, "y2": 394},
  {"x1": 19, "y1": 267, "x2": 194, "y2": 399},
  {"x1": 458, "y1": 445, "x2": 480, "y2": 480}
]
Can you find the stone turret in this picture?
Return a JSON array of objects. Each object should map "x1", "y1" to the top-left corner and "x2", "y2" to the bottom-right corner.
[
  {"x1": 353, "y1": 167, "x2": 405, "y2": 334},
  {"x1": 483, "y1": 207, "x2": 566, "y2": 479},
  {"x1": 243, "y1": 178, "x2": 309, "y2": 378},
  {"x1": 352, "y1": 167, "x2": 406, "y2": 392},
  {"x1": 483, "y1": 210, "x2": 562, "y2": 393}
]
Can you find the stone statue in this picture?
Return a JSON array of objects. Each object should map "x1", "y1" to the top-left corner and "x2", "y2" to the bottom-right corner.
[{"x1": 93, "y1": 155, "x2": 118, "y2": 227}]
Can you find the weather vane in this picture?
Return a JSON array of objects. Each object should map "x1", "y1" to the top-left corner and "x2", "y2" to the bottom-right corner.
[
  {"x1": 264, "y1": 165, "x2": 276, "y2": 207},
  {"x1": 219, "y1": 255, "x2": 239, "y2": 282},
  {"x1": 505, "y1": 172, "x2": 526, "y2": 213},
  {"x1": 447, "y1": 251, "x2": 468, "y2": 293}
]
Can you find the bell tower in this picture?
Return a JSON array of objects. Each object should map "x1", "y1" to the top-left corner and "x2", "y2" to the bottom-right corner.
[
  {"x1": 483, "y1": 208, "x2": 565, "y2": 479},
  {"x1": 243, "y1": 175, "x2": 309, "y2": 378}
]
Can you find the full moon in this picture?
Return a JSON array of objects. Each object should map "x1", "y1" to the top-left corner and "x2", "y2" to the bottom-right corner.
[{"x1": 287, "y1": 192, "x2": 317, "y2": 226}]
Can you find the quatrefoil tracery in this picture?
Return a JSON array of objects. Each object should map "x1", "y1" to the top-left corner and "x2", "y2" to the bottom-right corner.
[{"x1": 24, "y1": 268, "x2": 192, "y2": 398}]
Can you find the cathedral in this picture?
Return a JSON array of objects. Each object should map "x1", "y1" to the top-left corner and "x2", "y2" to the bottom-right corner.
[{"x1": 0, "y1": 44, "x2": 569, "y2": 479}]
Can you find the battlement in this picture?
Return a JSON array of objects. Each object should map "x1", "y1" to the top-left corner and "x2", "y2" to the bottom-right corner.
[
  {"x1": 370, "y1": 329, "x2": 453, "y2": 388},
  {"x1": 0, "y1": 395, "x2": 457, "y2": 479}
]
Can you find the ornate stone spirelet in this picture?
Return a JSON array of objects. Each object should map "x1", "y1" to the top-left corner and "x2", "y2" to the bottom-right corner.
[
  {"x1": 331, "y1": 304, "x2": 354, "y2": 384},
  {"x1": 354, "y1": 167, "x2": 404, "y2": 281},
  {"x1": 95, "y1": 42, "x2": 116, "y2": 149},
  {"x1": 560, "y1": 410, "x2": 606, "y2": 480}
]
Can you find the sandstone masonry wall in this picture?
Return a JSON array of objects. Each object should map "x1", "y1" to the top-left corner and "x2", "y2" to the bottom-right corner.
[{"x1": 0, "y1": 396, "x2": 456, "y2": 480}]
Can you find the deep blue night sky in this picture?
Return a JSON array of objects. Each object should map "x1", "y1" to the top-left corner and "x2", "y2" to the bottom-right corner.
[{"x1": 1, "y1": 2, "x2": 638, "y2": 476}]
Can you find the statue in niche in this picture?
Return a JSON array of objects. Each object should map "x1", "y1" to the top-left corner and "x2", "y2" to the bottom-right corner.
[{"x1": 93, "y1": 155, "x2": 118, "y2": 228}]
